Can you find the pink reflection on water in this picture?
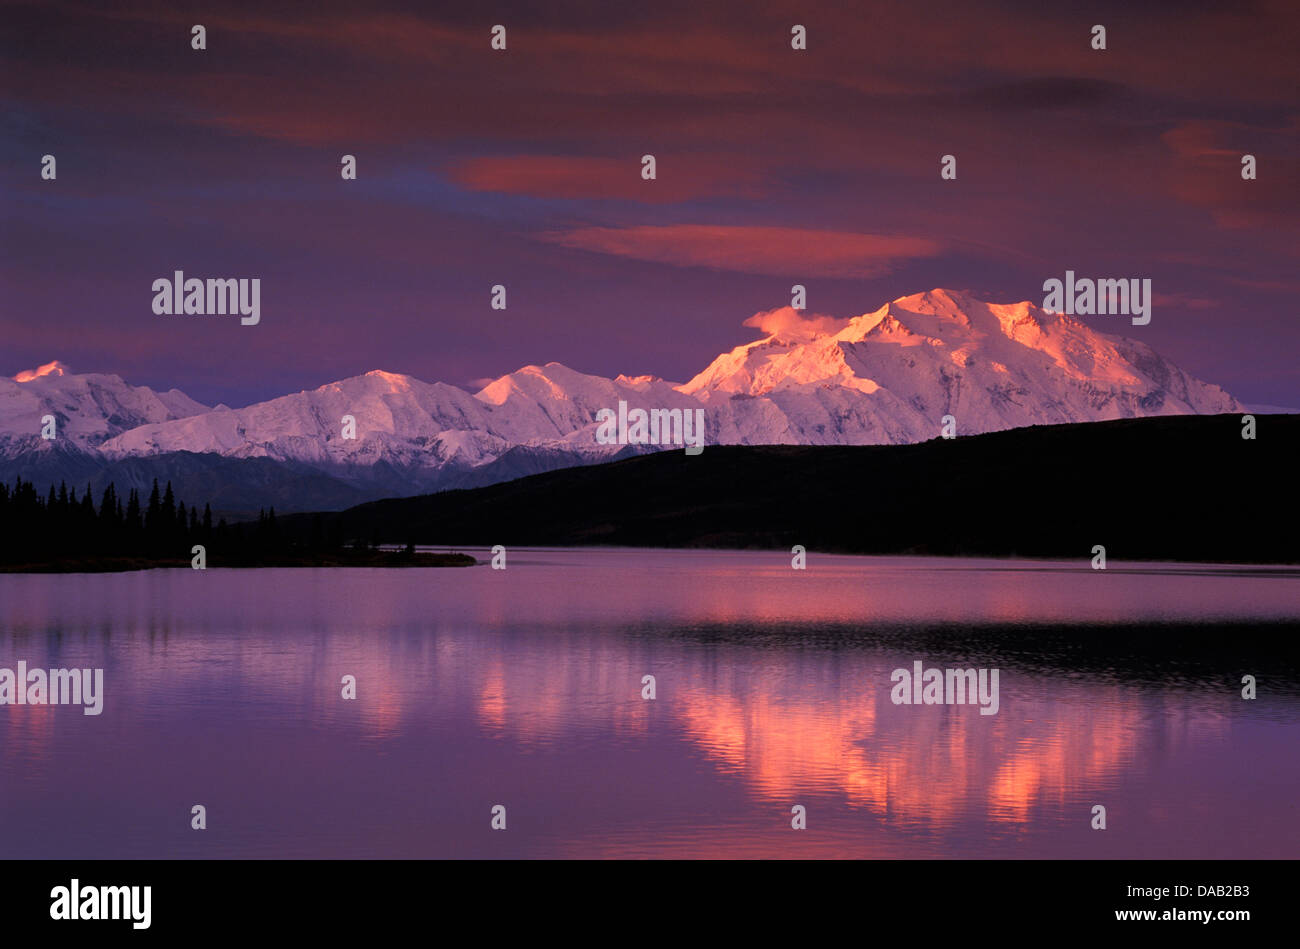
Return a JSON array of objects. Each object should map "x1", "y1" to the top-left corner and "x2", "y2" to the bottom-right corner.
[{"x1": 0, "y1": 552, "x2": 1295, "y2": 858}]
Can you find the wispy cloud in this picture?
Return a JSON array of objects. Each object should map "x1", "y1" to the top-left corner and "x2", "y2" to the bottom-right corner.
[
  {"x1": 447, "y1": 155, "x2": 767, "y2": 203},
  {"x1": 540, "y1": 225, "x2": 942, "y2": 277}
]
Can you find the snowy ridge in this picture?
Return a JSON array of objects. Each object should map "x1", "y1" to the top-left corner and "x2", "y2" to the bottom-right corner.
[
  {"x1": 0, "y1": 361, "x2": 209, "y2": 456},
  {"x1": 3, "y1": 290, "x2": 1244, "y2": 494}
]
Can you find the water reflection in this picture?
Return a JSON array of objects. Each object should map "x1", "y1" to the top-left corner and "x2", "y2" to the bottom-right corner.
[{"x1": 0, "y1": 550, "x2": 1296, "y2": 858}]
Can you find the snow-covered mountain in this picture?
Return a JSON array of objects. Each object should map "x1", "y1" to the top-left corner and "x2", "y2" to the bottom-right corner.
[
  {"x1": 0, "y1": 360, "x2": 209, "y2": 455},
  {"x1": 2, "y1": 290, "x2": 1245, "y2": 511},
  {"x1": 682, "y1": 289, "x2": 1242, "y2": 443},
  {"x1": 94, "y1": 364, "x2": 698, "y2": 482}
]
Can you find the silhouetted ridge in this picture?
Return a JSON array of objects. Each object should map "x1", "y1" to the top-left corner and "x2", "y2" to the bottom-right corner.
[{"x1": 286, "y1": 414, "x2": 1296, "y2": 564}]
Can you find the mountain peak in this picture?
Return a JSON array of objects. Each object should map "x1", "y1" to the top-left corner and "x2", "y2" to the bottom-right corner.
[
  {"x1": 615, "y1": 373, "x2": 664, "y2": 387},
  {"x1": 13, "y1": 360, "x2": 71, "y2": 382},
  {"x1": 897, "y1": 287, "x2": 964, "y2": 304},
  {"x1": 362, "y1": 369, "x2": 413, "y2": 384},
  {"x1": 889, "y1": 288, "x2": 990, "y2": 317}
]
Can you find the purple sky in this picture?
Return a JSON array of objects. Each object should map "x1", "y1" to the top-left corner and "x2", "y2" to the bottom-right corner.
[{"x1": 2, "y1": 0, "x2": 1297, "y2": 407}]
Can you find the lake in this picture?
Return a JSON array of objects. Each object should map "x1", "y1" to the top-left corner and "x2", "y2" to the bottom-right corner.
[{"x1": 1, "y1": 549, "x2": 1297, "y2": 858}]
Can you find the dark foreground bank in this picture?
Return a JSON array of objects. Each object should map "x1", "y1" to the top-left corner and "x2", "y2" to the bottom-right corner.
[{"x1": 289, "y1": 414, "x2": 1297, "y2": 564}]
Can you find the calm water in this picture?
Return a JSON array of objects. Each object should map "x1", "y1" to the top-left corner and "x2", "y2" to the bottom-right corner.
[{"x1": 1, "y1": 550, "x2": 1297, "y2": 859}]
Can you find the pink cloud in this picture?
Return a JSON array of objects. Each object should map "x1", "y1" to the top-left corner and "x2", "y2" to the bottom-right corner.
[
  {"x1": 1161, "y1": 119, "x2": 1300, "y2": 231},
  {"x1": 539, "y1": 225, "x2": 943, "y2": 277},
  {"x1": 742, "y1": 307, "x2": 851, "y2": 341}
]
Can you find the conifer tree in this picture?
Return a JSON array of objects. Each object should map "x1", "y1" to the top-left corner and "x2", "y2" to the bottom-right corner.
[{"x1": 146, "y1": 479, "x2": 161, "y2": 530}]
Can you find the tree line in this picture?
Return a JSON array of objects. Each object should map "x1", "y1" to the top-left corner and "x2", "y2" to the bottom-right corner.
[{"x1": 0, "y1": 476, "x2": 349, "y2": 566}]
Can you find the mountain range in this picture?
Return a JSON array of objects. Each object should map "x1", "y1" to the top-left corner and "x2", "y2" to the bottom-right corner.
[{"x1": 1, "y1": 289, "x2": 1247, "y2": 517}]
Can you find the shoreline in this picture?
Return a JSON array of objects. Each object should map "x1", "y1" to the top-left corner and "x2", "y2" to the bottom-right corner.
[{"x1": 0, "y1": 552, "x2": 478, "y2": 573}]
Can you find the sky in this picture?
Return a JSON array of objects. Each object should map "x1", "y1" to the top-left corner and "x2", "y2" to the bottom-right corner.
[{"x1": 2, "y1": 0, "x2": 1297, "y2": 408}]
